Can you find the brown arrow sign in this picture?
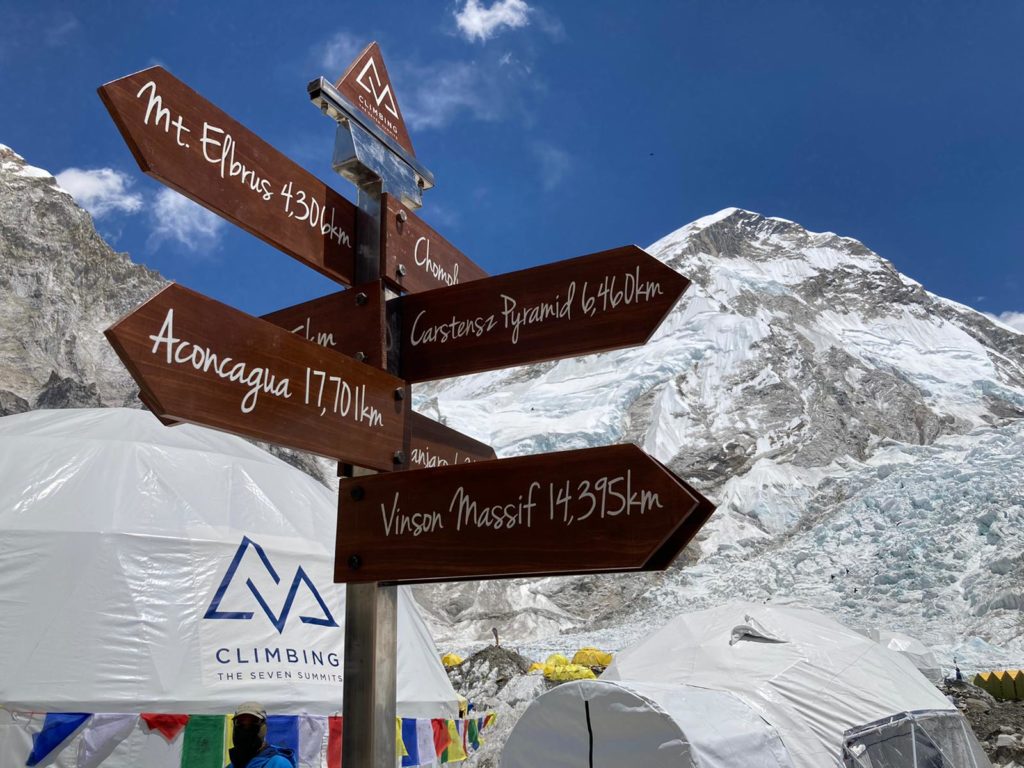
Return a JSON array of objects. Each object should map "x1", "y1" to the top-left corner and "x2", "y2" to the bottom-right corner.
[
  {"x1": 336, "y1": 444, "x2": 715, "y2": 583},
  {"x1": 380, "y1": 194, "x2": 488, "y2": 294},
  {"x1": 392, "y1": 245, "x2": 690, "y2": 382},
  {"x1": 99, "y1": 66, "x2": 357, "y2": 285},
  {"x1": 106, "y1": 283, "x2": 406, "y2": 471},
  {"x1": 261, "y1": 284, "x2": 386, "y2": 369},
  {"x1": 405, "y1": 411, "x2": 496, "y2": 470}
]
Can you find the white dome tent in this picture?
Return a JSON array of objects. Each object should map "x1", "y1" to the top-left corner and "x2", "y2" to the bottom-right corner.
[
  {"x1": 868, "y1": 629, "x2": 944, "y2": 685},
  {"x1": 0, "y1": 408, "x2": 459, "y2": 767},
  {"x1": 503, "y1": 603, "x2": 990, "y2": 768}
]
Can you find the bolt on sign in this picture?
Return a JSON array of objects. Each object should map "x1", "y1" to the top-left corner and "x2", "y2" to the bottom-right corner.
[
  {"x1": 99, "y1": 66, "x2": 357, "y2": 285},
  {"x1": 337, "y1": 444, "x2": 715, "y2": 584},
  {"x1": 106, "y1": 284, "x2": 407, "y2": 471}
]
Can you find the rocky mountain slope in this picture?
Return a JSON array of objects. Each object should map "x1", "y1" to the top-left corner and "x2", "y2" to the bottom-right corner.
[
  {"x1": 0, "y1": 145, "x2": 165, "y2": 413},
  {"x1": 0, "y1": 145, "x2": 336, "y2": 483}
]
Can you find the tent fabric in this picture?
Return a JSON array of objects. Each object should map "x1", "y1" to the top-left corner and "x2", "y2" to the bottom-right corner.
[
  {"x1": 502, "y1": 680, "x2": 795, "y2": 768},
  {"x1": 868, "y1": 629, "x2": 943, "y2": 684},
  {"x1": 503, "y1": 680, "x2": 697, "y2": 768},
  {"x1": 0, "y1": 408, "x2": 458, "y2": 719},
  {"x1": 594, "y1": 602, "x2": 984, "y2": 768}
]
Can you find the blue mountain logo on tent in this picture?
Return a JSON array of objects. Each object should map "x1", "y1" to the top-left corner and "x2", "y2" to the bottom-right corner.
[{"x1": 204, "y1": 536, "x2": 339, "y2": 634}]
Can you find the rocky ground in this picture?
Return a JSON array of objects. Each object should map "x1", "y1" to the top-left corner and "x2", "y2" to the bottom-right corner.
[
  {"x1": 944, "y1": 680, "x2": 1024, "y2": 767},
  {"x1": 448, "y1": 646, "x2": 1024, "y2": 768}
]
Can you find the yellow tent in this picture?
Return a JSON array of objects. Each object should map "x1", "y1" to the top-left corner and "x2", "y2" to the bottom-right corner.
[
  {"x1": 441, "y1": 653, "x2": 464, "y2": 668},
  {"x1": 544, "y1": 653, "x2": 569, "y2": 667},
  {"x1": 973, "y1": 670, "x2": 1024, "y2": 701},
  {"x1": 974, "y1": 671, "x2": 998, "y2": 698},
  {"x1": 572, "y1": 647, "x2": 613, "y2": 667},
  {"x1": 544, "y1": 663, "x2": 597, "y2": 682},
  {"x1": 1011, "y1": 670, "x2": 1024, "y2": 701},
  {"x1": 998, "y1": 671, "x2": 1017, "y2": 701}
]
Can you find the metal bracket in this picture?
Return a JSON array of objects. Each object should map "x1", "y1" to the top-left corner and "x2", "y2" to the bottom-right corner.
[{"x1": 308, "y1": 77, "x2": 434, "y2": 210}]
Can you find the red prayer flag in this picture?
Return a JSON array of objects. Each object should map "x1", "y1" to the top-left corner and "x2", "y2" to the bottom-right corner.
[
  {"x1": 327, "y1": 716, "x2": 343, "y2": 768},
  {"x1": 431, "y1": 718, "x2": 451, "y2": 757},
  {"x1": 140, "y1": 713, "x2": 190, "y2": 740}
]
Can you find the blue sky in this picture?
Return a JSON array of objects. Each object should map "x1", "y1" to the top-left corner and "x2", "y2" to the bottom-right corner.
[{"x1": 1, "y1": 1, "x2": 1022, "y2": 329}]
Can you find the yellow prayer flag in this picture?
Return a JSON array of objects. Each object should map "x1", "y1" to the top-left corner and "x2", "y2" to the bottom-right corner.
[
  {"x1": 396, "y1": 717, "x2": 408, "y2": 757},
  {"x1": 445, "y1": 720, "x2": 467, "y2": 762}
]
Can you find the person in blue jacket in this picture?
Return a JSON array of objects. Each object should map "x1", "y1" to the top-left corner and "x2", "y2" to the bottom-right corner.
[{"x1": 225, "y1": 702, "x2": 295, "y2": 768}]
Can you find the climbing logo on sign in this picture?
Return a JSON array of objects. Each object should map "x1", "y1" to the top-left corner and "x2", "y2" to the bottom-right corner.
[
  {"x1": 334, "y1": 42, "x2": 415, "y2": 155},
  {"x1": 200, "y1": 536, "x2": 344, "y2": 689},
  {"x1": 205, "y1": 536, "x2": 338, "y2": 633},
  {"x1": 355, "y1": 56, "x2": 399, "y2": 121}
]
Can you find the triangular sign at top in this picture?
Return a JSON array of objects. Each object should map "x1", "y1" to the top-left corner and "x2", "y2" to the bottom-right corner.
[{"x1": 335, "y1": 42, "x2": 415, "y2": 157}]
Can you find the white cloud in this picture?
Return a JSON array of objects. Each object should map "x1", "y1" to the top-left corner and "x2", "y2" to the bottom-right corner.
[
  {"x1": 402, "y1": 60, "x2": 500, "y2": 130},
  {"x1": 149, "y1": 189, "x2": 223, "y2": 252},
  {"x1": 44, "y1": 13, "x2": 78, "y2": 47},
  {"x1": 55, "y1": 168, "x2": 143, "y2": 218},
  {"x1": 532, "y1": 142, "x2": 570, "y2": 190},
  {"x1": 454, "y1": 0, "x2": 532, "y2": 43},
  {"x1": 319, "y1": 30, "x2": 365, "y2": 77},
  {"x1": 985, "y1": 311, "x2": 1024, "y2": 333}
]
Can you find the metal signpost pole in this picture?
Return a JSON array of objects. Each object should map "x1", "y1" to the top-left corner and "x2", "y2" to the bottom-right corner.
[{"x1": 312, "y1": 74, "x2": 433, "y2": 767}]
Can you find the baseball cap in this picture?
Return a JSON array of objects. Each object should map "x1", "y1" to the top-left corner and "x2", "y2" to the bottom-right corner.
[{"x1": 233, "y1": 702, "x2": 267, "y2": 720}]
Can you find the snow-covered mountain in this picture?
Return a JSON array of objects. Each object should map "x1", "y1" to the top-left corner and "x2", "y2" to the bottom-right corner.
[
  {"x1": 2, "y1": 144, "x2": 1022, "y2": 671},
  {"x1": 413, "y1": 208, "x2": 1024, "y2": 665}
]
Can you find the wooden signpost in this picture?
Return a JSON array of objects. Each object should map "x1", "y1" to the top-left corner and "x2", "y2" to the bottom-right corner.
[
  {"x1": 105, "y1": 283, "x2": 406, "y2": 471},
  {"x1": 392, "y1": 245, "x2": 690, "y2": 382},
  {"x1": 100, "y1": 44, "x2": 715, "y2": 768},
  {"x1": 99, "y1": 66, "x2": 357, "y2": 285},
  {"x1": 338, "y1": 444, "x2": 713, "y2": 583}
]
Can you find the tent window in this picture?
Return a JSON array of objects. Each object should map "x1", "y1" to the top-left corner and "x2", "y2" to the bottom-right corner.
[{"x1": 842, "y1": 711, "x2": 991, "y2": 768}]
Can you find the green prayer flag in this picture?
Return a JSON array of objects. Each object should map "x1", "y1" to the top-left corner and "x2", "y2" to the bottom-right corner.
[{"x1": 181, "y1": 714, "x2": 225, "y2": 768}]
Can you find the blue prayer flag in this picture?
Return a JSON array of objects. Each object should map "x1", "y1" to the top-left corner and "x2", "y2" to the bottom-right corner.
[
  {"x1": 26, "y1": 713, "x2": 91, "y2": 766},
  {"x1": 400, "y1": 718, "x2": 420, "y2": 766},
  {"x1": 266, "y1": 715, "x2": 300, "y2": 759}
]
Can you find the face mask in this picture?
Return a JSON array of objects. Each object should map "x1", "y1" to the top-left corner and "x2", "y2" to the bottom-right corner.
[{"x1": 232, "y1": 722, "x2": 265, "y2": 755}]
